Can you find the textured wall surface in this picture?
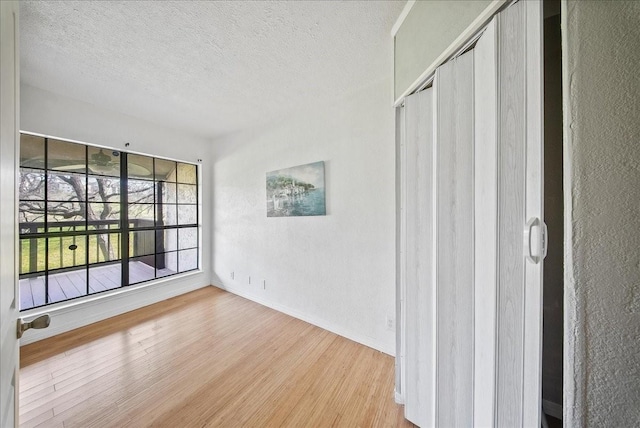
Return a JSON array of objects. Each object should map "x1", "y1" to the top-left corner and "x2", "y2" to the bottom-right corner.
[
  {"x1": 211, "y1": 77, "x2": 396, "y2": 355},
  {"x1": 563, "y1": 1, "x2": 640, "y2": 425}
]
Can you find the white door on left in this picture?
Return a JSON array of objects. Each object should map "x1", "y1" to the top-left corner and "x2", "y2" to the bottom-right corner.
[{"x1": 0, "y1": 1, "x2": 20, "y2": 427}]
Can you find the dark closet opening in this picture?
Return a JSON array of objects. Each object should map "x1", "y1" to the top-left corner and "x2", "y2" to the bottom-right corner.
[{"x1": 542, "y1": 0, "x2": 563, "y2": 425}]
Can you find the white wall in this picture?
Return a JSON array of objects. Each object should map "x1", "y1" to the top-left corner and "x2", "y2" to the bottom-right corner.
[
  {"x1": 19, "y1": 84, "x2": 212, "y2": 344},
  {"x1": 211, "y1": 77, "x2": 396, "y2": 355},
  {"x1": 393, "y1": 0, "x2": 496, "y2": 100},
  {"x1": 563, "y1": 0, "x2": 640, "y2": 425}
]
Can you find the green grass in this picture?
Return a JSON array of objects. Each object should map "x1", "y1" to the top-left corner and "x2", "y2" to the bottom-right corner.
[{"x1": 20, "y1": 232, "x2": 121, "y2": 275}]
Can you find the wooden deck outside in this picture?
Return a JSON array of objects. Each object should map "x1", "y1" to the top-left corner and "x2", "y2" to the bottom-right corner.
[{"x1": 20, "y1": 262, "x2": 176, "y2": 311}]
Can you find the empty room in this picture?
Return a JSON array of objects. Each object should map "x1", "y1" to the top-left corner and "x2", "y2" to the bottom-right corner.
[{"x1": 1, "y1": 1, "x2": 639, "y2": 427}]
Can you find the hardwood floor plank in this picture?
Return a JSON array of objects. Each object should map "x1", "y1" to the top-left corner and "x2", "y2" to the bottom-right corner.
[
  {"x1": 181, "y1": 326, "x2": 337, "y2": 427},
  {"x1": 20, "y1": 287, "x2": 413, "y2": 427},
  {"x1": 120, "y1": 314, "x2": 305, "y2": 426},
  {"x1": 18, "y1": 408, "x2": 52, "y2": 428},
  {"x1": 18, "y1": 384, "x2": 54, "y2": 407}
]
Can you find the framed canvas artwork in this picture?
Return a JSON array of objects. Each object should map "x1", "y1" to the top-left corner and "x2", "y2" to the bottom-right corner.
[{"x1": 266, "y1": 161, "x2": 326, "y2": 217}]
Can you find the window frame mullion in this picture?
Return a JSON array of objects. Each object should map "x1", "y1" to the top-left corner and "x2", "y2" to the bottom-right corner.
[{"x1": 120, "y1": 151, "x2": 130, "y2": 287}]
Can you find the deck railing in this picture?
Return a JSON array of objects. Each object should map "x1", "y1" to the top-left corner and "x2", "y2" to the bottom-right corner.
[{"x1": 18, "y1": 219, "x2": 153, "y2": 278}]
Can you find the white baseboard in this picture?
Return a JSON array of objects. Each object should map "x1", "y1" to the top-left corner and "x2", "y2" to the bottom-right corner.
[
  {"x1": 542, "y1": 399, "x2": 562, "y2": 420},
  {"x1": 213, "y1": 281, "x2": 394, "y2": 356},
  {"x1": 394, "y1": 389, "x2": 404, "y2": 404},
  {"x1": 20, "y1": 272, "x2": 210, "y2": 345}
]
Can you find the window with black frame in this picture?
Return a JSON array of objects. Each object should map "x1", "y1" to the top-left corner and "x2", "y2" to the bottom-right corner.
[{"x1": 18, "y1": 133, "x2": 199, "y2": 311}]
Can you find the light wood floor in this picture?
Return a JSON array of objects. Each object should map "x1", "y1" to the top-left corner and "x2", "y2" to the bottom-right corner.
[{"x1": 20, "y1": 286, "x2": 414, "y2": 427}]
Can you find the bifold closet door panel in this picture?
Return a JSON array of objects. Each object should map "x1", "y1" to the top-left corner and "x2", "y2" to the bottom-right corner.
[
  {"x1": 403, "y1": 88, "x2": 435, "y2": 428},
  {"x1": 494, "y1": 1, "x2": 544, "y2": 426},
  {"x1": 473, "y1": 16, "x2": 499, "y2": 428},
  {"x1": 434, "y1": 50, "x2": 474, "y2": 428},
  {"x1": 496, "y1": 5, "x2": 527, "y2": 422},
  {"x1": 521, "y1": 0, "x2": 544, "y2": 424}
]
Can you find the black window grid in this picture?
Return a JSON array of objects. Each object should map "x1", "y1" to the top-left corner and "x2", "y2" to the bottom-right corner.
[{"x1": 18, "y1": 135, "x2": 200, "y2": 311}]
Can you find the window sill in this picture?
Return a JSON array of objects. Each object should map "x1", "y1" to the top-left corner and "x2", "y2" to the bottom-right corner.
[{"x1": 19, "y1": 269, "x2": 203, "y2": 319}]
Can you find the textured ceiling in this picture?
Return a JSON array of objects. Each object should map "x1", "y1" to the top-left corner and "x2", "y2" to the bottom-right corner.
[{"x1": 20, "y1": 1, "x2": 404, "y2": 139}]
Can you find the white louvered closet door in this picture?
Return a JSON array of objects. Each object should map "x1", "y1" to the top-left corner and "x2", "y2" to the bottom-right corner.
[
  {"x1": 400, "y1": 1, "x2": 543, "y2": 426},
  {"x1": 402, "y1": 49, "x2": 476, "y2": 428},
  {"x1": 402, "y1": 87, "x2": 435, "y2": 428},
  {"x1": 491, "y1": 1, "x2": 544, "y2": 425},
  {"x1": 433, "y1": 50, "x2": 475, "y2": 428}
]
